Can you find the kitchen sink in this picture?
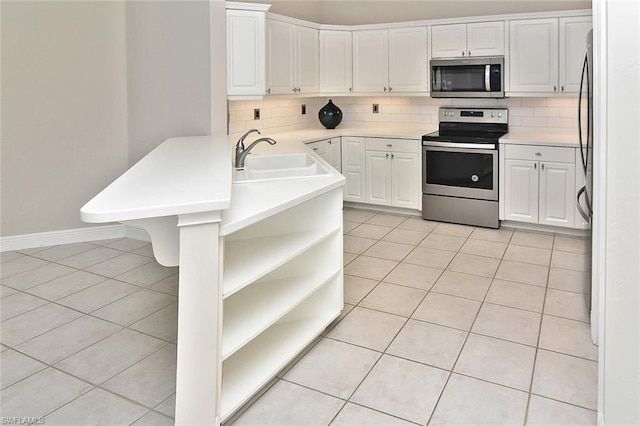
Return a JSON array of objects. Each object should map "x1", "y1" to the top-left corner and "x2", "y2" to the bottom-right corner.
[{"x1": 233, "y1": 153, "x2": 329, "y2": 183}]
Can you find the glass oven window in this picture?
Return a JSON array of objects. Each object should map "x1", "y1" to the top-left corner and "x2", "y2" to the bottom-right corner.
[
  {"x1": 426, "y1": 150, "x2": 493, "y2": 189},
  {"x1": 433, "y1": 65, "x2": 487, "y2": 92}
]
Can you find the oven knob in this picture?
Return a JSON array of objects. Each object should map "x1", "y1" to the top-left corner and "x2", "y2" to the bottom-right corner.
[
  {"x1": 490, "y1": 113, "x2": 495, "y2": 117},
  {"x1": 498, "y1": 113, "x2": 503, "y2": 118},
  {"x1": 471, "y1": 175, "x2": 479, "y2": 182}
]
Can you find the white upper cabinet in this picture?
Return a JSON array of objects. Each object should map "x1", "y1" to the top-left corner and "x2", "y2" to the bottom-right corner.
[
  {"x1": 559, "y1": 16, "x2": 592, "y2": 93},
  {"x1": 431, "y1": 24, "x2": 466, "y2": 58},
  {"x1": 353, "y1": 27, "x2": 428, "y2": 93},
  {"x1": 319, "y1": 31, "x2": 352, "y2": 93},
  {"x1": 227, "y1": 9, "x2": 266, "y2": 97},
  {"x1": 295, "y1": 26, "x2": 320, "y2": 93},
  {"x1": 266, "y1": 20, "x2": 319, "y2": 94},
  {"x1": 266, "y1": 20, "x2": 295, "y2": 94},
  {"x1": 353, "y1": 30, "x2": 389, "y2": 93},
  {"x1": 509, "y1": 19, "x2": 559, "y2": 93},
  {"x1": 509, "y1": 16, "x2": 591, "y2": 94},
  {"x1": 431, "y1": 21, "x2": 504, "y2": 58},
  {"x1": 388, "y1": 27, "x2": 429, "y2": 93},
  {"x1": 467, "y1": 22, "x2": 505, "y2": 56}
]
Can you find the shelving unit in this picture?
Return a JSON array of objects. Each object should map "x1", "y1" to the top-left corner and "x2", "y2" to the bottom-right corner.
[
  {"x1": 218, "y1": 187, "x2": 344, "y2": 421},
  {"x1": 220, "y1": 279, "x2": 341, "y2": 419},
  {"x1": 222, "y1": 232, "x2": 341, "y2": 359}
]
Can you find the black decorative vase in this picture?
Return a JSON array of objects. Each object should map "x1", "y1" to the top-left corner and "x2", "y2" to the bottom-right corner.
[{"x1": 318, "y1": 99, "x2": 343, "y2": 129}]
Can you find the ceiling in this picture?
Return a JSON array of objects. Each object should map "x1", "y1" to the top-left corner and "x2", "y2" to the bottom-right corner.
[{"x1": 236, "y1": 0, "x2": 591, "y2": 25}]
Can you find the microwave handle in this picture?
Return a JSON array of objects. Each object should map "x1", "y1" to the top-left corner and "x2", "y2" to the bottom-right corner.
[{"x1": 485, "y1": 65, "x2": 491, "y2": 92}]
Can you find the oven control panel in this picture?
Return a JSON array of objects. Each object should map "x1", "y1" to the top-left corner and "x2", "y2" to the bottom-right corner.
[{"x1": 440, "y1": 108, "x2": 508, "y2": 124}]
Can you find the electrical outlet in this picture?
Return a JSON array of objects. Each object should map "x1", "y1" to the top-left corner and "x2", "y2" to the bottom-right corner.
[
  {"x1": 373, "y1": 104, "x2": 379, "y2": 114},
  {"x1": 301, "y1": 104, "x2": 306, "y2": 115},
  {"x1": 254, "y1": 109, "x2": 260, "y2": 120}
]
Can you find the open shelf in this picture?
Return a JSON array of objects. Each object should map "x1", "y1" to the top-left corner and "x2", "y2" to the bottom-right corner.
[
  {"x1": 222, "y1": 189, "x2": 342, "y2": 298},
  {"x1": 223, "y1": 227, "x2": 340, "y2": 298},
  {"x1": 220, "y1": 278, "x2": 342, "y2": 420},
  {"x1": 222, "y1": 232, "x2": 341, "y2": 359}
]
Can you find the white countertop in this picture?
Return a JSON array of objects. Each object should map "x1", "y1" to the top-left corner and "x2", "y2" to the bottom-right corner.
[
  {"x1": 81, "y1": 122, "x2": 580, "y2": 228},
  {"x1": 81, "y1": 136, "x2": 232, "y2": 223},
  {"x1": 499, "y1": 128, "x2": 580, "y2": 147}
]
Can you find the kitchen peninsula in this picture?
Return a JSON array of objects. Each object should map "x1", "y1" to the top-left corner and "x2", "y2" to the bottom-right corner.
[{"x1": 81, "y1": 135, "x2": 345, "y2": 424}]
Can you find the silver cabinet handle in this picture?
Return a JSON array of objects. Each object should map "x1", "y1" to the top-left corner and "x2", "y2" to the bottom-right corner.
[
  {"x1": 389, "y1": 87, "x2": 392, "y2": 91},
  {"x1": 535, "y1": 152, "x2": 542, "y2": 156},
  {"x1": 391, "y1": 153, "x2": 395, "y2": 159},
  {"x1": 534, "y1": 163, "x2": 537, "y2": 169},
  {"x1": 313, "y1": 147, "x2": 319, "y2": 151},
  {"x1": 328, "y1": 140, "x2": 332, "y2": 145},
  {"x1": 461, "y1": 50, "x2": 465, "y2": 56},
  {"x1": 541, "y1": 163, "x2": 545, "y2": 170},
  {"x1": 266, "y1": 88, "x2": 271, "y2": 94},
  {"x1": 386, "y1": 144, "x2": 392, "y2": 147},
  {"x1": 384, "y1": 87, "x2": 387, "y2": 92},
  {"x1": 349, "y1": 87, "x2": 352, "y2": 92},
  {"x1": 554, "y1": 86, "x2": 557, "y2": 92},
  {"x1": 561, "y1": 86, "x2": 565, "y2": 91},
  {"x1": 468, "y1": 50, "x2": 471, "y2": 56},
  {"x1": 386, "y1": 153, "x2": 389, "y2": 158}
]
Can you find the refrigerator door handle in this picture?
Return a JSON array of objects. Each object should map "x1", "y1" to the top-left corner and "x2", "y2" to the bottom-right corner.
[
  {"x1": 578, "y1": 52, "x2": 589, "y2": 174},
  {"x1": 577, "y1": 186, "x2": 591, "y2": 222}
]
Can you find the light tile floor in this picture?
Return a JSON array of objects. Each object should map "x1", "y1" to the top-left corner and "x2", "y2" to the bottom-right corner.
[{"x1": 0, "y1": 210, "x2": 597, "y2": 425}]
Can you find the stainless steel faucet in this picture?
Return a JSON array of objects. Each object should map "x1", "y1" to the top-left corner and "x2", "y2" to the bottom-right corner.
[{"x1": 235, "y1": 129, "x2": 277, "y2": 169}]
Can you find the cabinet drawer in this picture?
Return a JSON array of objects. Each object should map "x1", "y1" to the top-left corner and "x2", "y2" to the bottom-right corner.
[
  {"x1": 306, "y1": 140, "x2": 327, "y2": 155},
  {"x1": 504, "y1": 144, "x2": 575, "y2": 163},
  {"x1": 365, "y1": 137, "x2": 419, "y2": 153}
]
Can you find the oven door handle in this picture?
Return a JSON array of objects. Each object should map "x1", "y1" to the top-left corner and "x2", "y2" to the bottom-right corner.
[{"x1": 423, "y1": 141, "x2": 496, "y2": 150}]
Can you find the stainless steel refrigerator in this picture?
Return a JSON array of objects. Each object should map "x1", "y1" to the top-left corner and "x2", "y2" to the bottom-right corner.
[{"x1": 576, "y1": 29, "x2": 596, "y2": 343}]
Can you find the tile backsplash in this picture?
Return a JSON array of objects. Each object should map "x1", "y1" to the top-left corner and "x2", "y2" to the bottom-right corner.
[{"x1": 228, "y1": 96, "x2": 580, "y2": 135}]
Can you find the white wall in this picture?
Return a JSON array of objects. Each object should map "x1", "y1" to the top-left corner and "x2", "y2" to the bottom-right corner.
[
  {"x1": 597, "y1": 0, "x2": 640, "y2": 423},
  {"x1": 125, "y1": 1, "x2": 211, "y2": 165},
  {"x1": 1, "y1": 1, "x2": 129, "y2": 237}
]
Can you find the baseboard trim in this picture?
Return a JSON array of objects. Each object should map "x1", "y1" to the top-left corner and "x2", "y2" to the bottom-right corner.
[{"x1": 0, "y1": 225, "x2": 151, "y2": 252}]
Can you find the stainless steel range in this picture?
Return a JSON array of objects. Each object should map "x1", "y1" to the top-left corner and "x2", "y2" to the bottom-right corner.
[{"x1": 422, "y1": 107, "x2": 508, "y2": 229}]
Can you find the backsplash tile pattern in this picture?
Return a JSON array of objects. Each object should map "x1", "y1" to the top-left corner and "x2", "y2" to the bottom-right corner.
[{"x1": 228, "y1": 96, "x2": 579, "y2": 135}]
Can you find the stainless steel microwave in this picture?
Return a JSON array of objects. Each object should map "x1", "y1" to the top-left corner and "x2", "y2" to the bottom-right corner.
[{"x1": 431, "y1": 56, "x2": 504, "y2": 98}]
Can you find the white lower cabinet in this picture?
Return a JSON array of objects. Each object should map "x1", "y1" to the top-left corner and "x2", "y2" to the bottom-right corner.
[
  {"x1": 502, "y1": 144, "x2": 576, "y2": 228},
  {"x1": 364, "y1": 138, "x2": 421, "y2": 209},
  {"x1": 306, "y1": 138, "x2": 341, "y2": 172},
  {"x1": 220, "y1": 189, "x2": 343, "y2": 421},
  {"x1": 365, "y1": 151, "x2": 391, "y2": 204},
  {"x1": 342, "y1": 136, "x2": 366, "y2": 202}
]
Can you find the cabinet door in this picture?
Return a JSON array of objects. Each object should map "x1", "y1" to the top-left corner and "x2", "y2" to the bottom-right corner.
[
  {"x1": 391, "y1": 152, "x2": 420, "y2": 209},
  {"x1": 539, "y1": 161, "x2": 576, "y2": 227},
  {"x1": 365, "y1": 151, "x2": 391, "y2": 205},
  {"x1": 509, "y1": 19, "x2": 559, "y2": 93},
  {"x1": 559, "y1": 17, "x2": 592, "y2": 93},
  {"x1": 467, "y1": 21, "x2": 504, "y2": 56},
  {"x1": 342, "y1": 137, "x2": 366, "y2": 202},
  {"x1": 320, "y1": 31, "x2": 352, "y2": 93},
  {"x1": 295, "y1": 26, "x2": 319, "y2": 93},
  {"x1": 388, "y1": 27, "x2": 429, "y2": 93},
  {"x1": 227, "y1": 9, "x2": 266, "y2": 97},
  {"x1": 504, "y1": 159, "x2": 539, "y2": 223},
  {"x1": 431, "y1": 24, "x2": 467, "y2": 58},
  {"x1": 266, "y1": 20, "x2": 295, "y2": 94},
  {"x1": 327, "y1": 138, "x2": 342, "y2": 172},
  {"x1": 353, "y1": 30, "x2": 389, "y2": 93}
]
